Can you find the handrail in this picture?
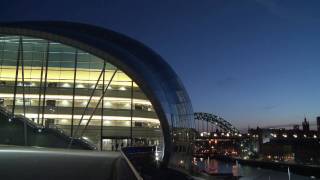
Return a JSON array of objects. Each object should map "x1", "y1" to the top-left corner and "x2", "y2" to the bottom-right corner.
[
  {"x1": 0, "y1": 106, "x2": 97, "y2": 150},
  {"x1": 120, "y1": 149, "x2": 143, "y2": 180},
  {"x1": 0, "y1": 106, "x2": 43, "y2": 129},
  {"x1": 47, "y1": 124, "x2": 97, "y2": 150}
]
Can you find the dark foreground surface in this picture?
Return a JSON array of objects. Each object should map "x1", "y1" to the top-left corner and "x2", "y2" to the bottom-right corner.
[{"x1": 0, "y1": 146, "x2": 135, "y2": 180}]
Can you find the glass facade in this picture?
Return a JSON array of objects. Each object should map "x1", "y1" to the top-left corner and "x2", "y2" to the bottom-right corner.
[{"x1": 0, "y1": 35, "x2": 163, "y2": 151}]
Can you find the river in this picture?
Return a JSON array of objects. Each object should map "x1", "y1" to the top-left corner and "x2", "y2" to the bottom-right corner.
[{"x1": 193, "y1": 158, "x2": 315, "y2": 180}]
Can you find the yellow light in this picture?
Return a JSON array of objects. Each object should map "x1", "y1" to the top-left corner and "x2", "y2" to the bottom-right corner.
[
  {"x1": 24, "y1": 113, "x2": 159, "y2": 123},
  {"x1": 0, "y1": 66, "x2": 138, "y2": 87},
  {"x1": 0, "y1": 93, "x2": 152, "y2": 105}
]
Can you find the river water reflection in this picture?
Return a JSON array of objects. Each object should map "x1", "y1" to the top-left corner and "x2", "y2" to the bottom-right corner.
[{"x1": 193, "y1": 158, "x2": 313, "y2": 180}]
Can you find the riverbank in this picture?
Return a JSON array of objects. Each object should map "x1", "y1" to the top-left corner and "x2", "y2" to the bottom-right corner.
[{"x1": 213, "y1": 156, "x2": 320, "y2": 178}]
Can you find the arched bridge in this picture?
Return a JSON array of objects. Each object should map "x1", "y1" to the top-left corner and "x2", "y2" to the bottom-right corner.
[{"x1": 194, "y1": 112, "x2": 239, "y2": 134}]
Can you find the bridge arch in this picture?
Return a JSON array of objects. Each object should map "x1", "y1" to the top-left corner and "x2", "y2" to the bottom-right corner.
[{"x1": 194, "y1": 112, "x2": 239, "y2": 134}]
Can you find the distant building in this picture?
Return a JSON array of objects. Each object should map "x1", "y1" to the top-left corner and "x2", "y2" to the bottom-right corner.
[
  {"x1": 317, "y1": 116, "x2": 320, "y2": 133},
  {"x1": 248, "y1": 127, "x2": 320, "y2": 164},
  {"x1": 293, "y1": 125, "x2": 299, "y2": 131},
  {"x1": 302, "y1": 117, "x2": 310, "y2": 132}
]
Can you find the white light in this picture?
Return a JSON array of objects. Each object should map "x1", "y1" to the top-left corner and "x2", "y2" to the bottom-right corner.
[
  {"x1": 103, "y1": 120, "x2": 111, "y2": 125},
  {"x1": 61, "y1": 100, "x2": 69, "y2": 106},
  {"x1": 82, "y1": 136, "x2": 89, "y2": 140},
  {"x1": 119, "y1": 87, "x2": 126, "y2": 91},
  {"x1": 76, "y1": 84, "x2": 85, "y2": 88},
  {"x1": 60, "y1": 119, "x2": 68, "y2": 124},
  {"x1": 293, "y1": 134, "x2": 297, "y2": 138},
  {"x1": 313, "y1": 135, "x2": 317, "y2": 138},
  {"x1": 62, "y1": 83, "x2": 71, "y2": 88},
  {"x1": 104, "y1": 101, "x2": 112, "y2": 107},
  {"x1": 125, "y1": 121, "x2": 130, "y2": 126},
  {"x1": 82, "y1": 101, "x2": 88, "y2": 106},
  {"x1": 81, "y1": 120, "x2": 88, "y2": 125},
  {"x1": 8, "y1": 118, "x2": 11, "y2": 122}
]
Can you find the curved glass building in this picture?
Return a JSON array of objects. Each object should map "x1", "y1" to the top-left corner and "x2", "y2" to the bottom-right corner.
[{"x1": 0, "y1": 21, "x2": 195, "y2": 168}]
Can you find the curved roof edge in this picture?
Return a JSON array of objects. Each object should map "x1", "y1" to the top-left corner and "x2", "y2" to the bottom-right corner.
[{"x1": 0, "y1": 21, "x2": 194, "y2": 166}]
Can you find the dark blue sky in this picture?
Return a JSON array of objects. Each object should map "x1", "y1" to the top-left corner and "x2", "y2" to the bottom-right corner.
[{"x1": 1, "y1": 0, "x2": 320, "y2": 129}]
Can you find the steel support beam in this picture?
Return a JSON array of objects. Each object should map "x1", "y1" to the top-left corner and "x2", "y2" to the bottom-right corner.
[
  {"x1": 70, "y1": 49, "x2": 78, "y2": 137},
  {"x1": 40, "y1": 41, "x2": 50, "y2": 126}
]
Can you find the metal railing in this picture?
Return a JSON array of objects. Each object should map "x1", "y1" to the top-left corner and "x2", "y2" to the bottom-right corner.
[
  {"x1": 120, "y1": 149, "x2": 143, "y2": 180},
  {"x1": 0, "y1": 106, "x2": 97, "y2": 150},
  {"x1": 49, "y1": 124, "x2": 97, "y2": 150}
]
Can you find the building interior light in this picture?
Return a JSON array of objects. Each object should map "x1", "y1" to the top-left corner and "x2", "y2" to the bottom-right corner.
[
  {"x1": 76, "y1": 84, "x2": 85, "y2": 88},
  {"x1": 62, "y1": 83, "x2": 71, "y2": 88},
  {"x1": 61, "y1": 100, "x2": 70, "y2": 106},
  {"x1": 81, "y1": 120, "x2": 88, "y2": 125},
  {"x1": 82, "y1": 101, "x2": 88, "y2": 106},
  {"x1": 0, "y1": 93, "x2": 152, "y2": 105},
  {"x1": 103, "y1": 120, "x2": 111, "y2": 125},
  {"x1": 23, "y1": 113, "x2": 159, "y2": 123},
  {"x1": 104, "y1": 101, "x2": 112, "y2": 107}
]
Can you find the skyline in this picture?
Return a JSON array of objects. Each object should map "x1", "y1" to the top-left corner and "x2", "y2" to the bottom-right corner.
[{"x1": 1, "y1": 0, "x2": 320, "y2": 129}]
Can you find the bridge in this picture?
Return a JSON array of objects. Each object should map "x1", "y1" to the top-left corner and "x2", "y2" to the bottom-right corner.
[{"x1": 194, "y1": 112, "x2": 240, "y2": 134}]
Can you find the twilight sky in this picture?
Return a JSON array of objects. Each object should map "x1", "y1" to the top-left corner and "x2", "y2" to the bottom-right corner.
[{"x1": 1, "y1": 0, "x2": 320, "y2": 129}]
